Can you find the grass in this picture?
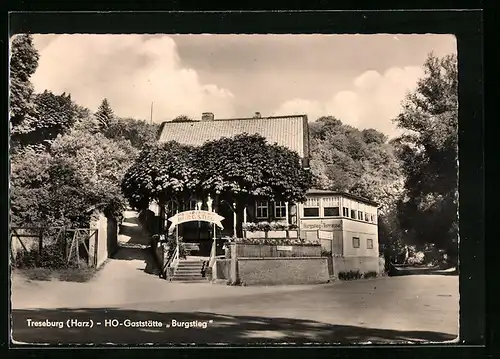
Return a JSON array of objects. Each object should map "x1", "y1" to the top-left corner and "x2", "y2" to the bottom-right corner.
[{"x1": 12, "y1": 262, "x2": 106, "y2": 283}]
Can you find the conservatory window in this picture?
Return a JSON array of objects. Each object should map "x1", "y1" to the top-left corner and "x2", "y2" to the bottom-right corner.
[
  {"x1": 322, "y1": 196, "x2": 340, "y2": 217},
  {"x1": 303, "y1": 197, "x2": 320, "y2": 217}
]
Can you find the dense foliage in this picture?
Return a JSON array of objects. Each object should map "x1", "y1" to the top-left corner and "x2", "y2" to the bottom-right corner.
[
  {"x1": 122, "y1": 133, "x2": 313, "y2": 237},
  {"x1": 103, "y1": 117, "x2": 159, "y2": 150},
  {"x1": 309, "y1": 117, "x2": 404, "y2": 215},
  {"x1": 121, "y1": 141, "x2": 199, "y2": 211},
  {"x1": 9, "y1": 34, "x2": 39, "y2": 131},
  {"x1": 11, "y1": 130, "x2": 137, "y2": 227},
  {"x1": 9, "y1": 37, "x2": 154, "y2": 228},
  {"x1": 392, "y1": 53, "x2": 458, "y2": 266},
  {"x1": 171, "y1": 115, "x2": 195, "y2": 123}
]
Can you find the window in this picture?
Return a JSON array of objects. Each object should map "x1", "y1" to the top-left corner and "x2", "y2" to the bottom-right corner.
[
  {"x1": 274, "y1": 201, "x2": 287, "y2": 218},
  {"x1": 367, "y1": 238, "x2": 374, "y2": 249},
  {"x1": 343, "y1": 207, "x2": 349, "y2": 217},
  {"x1": 324, "y1": 207, "x2": 340, "y2": 216},
  {"x1": 323, "y1": 196, "x2": 340, "y2": 217},
  {"x1": 365, "y1": 212, "x2": 369, "y2": 222},
  {"x1": 358, "y1": 210, "x2": 363, "y2": 220},
  {"x1": 371, "y1": 214, "x2": 377, "y2": 223},
  {"x1": 350, "y1": 209, "x2": 357, "y2": 219},
  {"x1": 303, "y1": 197, "x2": 320, "y2": 217},
  {"x1": 256, "y1": 201, "x2": 269, "y2": 219},
  {"x1": 352, "y1": 237, "x2": 360, "y2": 248}
]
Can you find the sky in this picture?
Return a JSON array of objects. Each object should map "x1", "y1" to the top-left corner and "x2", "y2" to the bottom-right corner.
[{"x1": 30, "y1": 34, "x2": 456, "y2": 138}]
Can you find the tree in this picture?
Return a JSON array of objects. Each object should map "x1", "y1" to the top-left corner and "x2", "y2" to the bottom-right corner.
[
  {"x1": 309, "y1": 116, "x2": 403, "y2": 215},
  {"x1": 9, "y1": 34, "x2": 40, "y2": 139},
  {"x1": 103, "y1": 117, "x2": 159, "y2": 150},
  {"x1": 392, "y1": 53, "x2": 458, "y2": 266},
  {"x1": 95, "y1": 98, "x2": 114, "y2": 130},
  {"x1": 171, "y1": 115, "x2": 195, "y2": 123},
  {"x1": 121, "y1": 141, "x2": 199, "y2": 211},
  {"x1": 14, "y1": 91, "x2": 85, "y2": 149},
  {"x1": 196, "y1": 133, "x2": 313, "y2": 237},
  {"x1": 11, "y1": 129, "x2": 138, "y2": 228}
]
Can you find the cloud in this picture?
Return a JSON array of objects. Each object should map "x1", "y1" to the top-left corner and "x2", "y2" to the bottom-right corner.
[
  {"x1": 273, "y1": 66, "x2": 425, "y2": 138},
  {"x1": 31, "y1": 35, "x2": 236, "y2": 122}
]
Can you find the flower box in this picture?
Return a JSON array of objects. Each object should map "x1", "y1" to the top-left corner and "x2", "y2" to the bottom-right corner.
[
  {"x1": 232, "y1": 242, "x2": 322, "y2": 258},
  {"x1": 288, "y1": 230, "x2": 298, "y2": 239},
  {"x1": 245, "y1": 231, "x2": 266, "y2": 239},
  {"x1": 267, "y1": 230, "x2": 287, "y2": 239}
]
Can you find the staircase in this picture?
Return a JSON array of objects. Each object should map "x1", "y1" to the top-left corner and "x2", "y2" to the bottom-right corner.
[{"x1": 171, "y1": 260, "x2": 206, "y2": 282}]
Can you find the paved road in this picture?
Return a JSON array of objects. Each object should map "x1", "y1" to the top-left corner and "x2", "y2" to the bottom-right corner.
[{"x1": 11, "y1": 210, "x2": 459, "y2": 345}]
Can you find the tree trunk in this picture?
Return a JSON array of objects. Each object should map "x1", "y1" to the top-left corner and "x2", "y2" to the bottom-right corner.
[{"x1": 234, "y1": 198, "x2": 245, "y2": 239}]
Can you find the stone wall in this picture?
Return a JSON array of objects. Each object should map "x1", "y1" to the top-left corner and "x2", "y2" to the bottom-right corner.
[
  {"x1": 332, "y1": 256, "x2": 380, "y2": 275},
  {"x1": 89, "y1": 213, "x2": 118, "y2": 269},
  {"x1": 236, "y1": 257, "x2": 329, "y2": 285},
  {"x1": 214, "y1": 259, "x2": 231, "y2": 280}
]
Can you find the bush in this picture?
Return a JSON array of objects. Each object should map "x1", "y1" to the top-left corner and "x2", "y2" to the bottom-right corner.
[
  {"x1": 233, "y1": 237, "x2": 320, "y2": 246},
  {"x1": 363, "y1": 271, "x2": 377, "y2": 279},
  {"x1": 338, "y1": 270, "x2": 362, "y2": 281},
  {"x1": 12, "y1": 242, "x2": 70, "y2": 270},
  {"x1": 242, "y1": 221, "x2": 299, "y2": 232},
  {"x1": 321, "y1": 249, "x2": 332, "y2": 257},
  {"x1": 165, "y1": 235, "x2": 191, "y2": 259}
]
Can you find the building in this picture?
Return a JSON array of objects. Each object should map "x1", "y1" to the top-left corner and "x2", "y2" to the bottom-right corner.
[
  {"x1": 155, "y1": 112, "x2": 309, "y2": 243},
  {"x1": 155, "y1": 112, "x2": 380, "y2": 270}
]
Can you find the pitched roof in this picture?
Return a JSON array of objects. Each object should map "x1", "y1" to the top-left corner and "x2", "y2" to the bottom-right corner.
[
  {"x1": 306, "y1": 189, "x2": 379, "y2": 207},
  {"x1": 157, "y1": 115, "x2": 310, "y2": 158}
]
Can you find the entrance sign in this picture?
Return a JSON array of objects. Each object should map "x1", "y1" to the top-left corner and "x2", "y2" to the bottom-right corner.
[
  {"x1": 168, "y1": 210, "x2": 225, "y2": 231},
  {"x1": 276, "y1": 246, "x2": 293, "y2": 251}
]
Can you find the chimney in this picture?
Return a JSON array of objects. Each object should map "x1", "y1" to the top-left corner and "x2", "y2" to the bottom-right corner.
[
  {"x1": 202, "y1": 112, "x2": 214, "y2": 121},
  {"x1": 254, "y1": 112, "x2": 262, "y2": 118}
]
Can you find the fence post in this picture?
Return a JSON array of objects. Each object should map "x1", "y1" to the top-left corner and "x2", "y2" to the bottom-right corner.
[
  {"x1": 37, "y1": 229, "x2": 43, "y2": 266},
  {"x1": 94, "y1": 229, "x2": 99, "y2": 268},
  {"x1": 75, "y1": 231, "x2": 80, "y2": 268},
  {"x1": 63, "y1": 228, "x2": 68, "y2": 260}
]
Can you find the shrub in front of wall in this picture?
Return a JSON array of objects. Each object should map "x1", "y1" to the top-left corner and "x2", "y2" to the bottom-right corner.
[
  {"x1": 363, "y1": 271, "x2": 377, "y2": 279},
  {"x1": 338, "y1": 270, "x2": 362, "y2": 281}
]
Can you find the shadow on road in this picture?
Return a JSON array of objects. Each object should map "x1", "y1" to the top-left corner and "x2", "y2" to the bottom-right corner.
[{"x1": 11, "y1": 307, "x2": 456, "y2": 345}]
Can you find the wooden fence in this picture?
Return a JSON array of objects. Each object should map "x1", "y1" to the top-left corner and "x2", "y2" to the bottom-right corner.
[{"x1": 10, "y1": 227, "x2": 100, "y2": 269}]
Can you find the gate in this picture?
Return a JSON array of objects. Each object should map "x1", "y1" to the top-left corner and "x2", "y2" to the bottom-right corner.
[{"x1": 10, "y1": 227, "x2": 99, "y2": 269}]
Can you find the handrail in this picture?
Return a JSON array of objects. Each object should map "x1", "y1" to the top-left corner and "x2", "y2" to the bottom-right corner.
[{"x1": 161, "y1": 244, "x2": 179, "y2": 279}]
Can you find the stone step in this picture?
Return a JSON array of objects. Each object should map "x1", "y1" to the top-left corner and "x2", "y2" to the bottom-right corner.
[
  {"x1": 171, "y1": 279, "x2": 208, "y2": 283},
  {"x1": 178, "y1": 261, "x2": 205, "y2": 265},
  {"x1": 172, "y1": 276, "x2": 204, "y2": 280},
  {"x1": 175, "y1": 270, "x2": 202, "y2": 275},
  {"x1": 177, "y1": 263, "x2": 204, "y2": 267},
  {"x1": 173, "y1": 272, "x2": 204, "y2": 277},
  {"x1": 171, "y1": 277, "x2": 205, "y2": 281}
]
